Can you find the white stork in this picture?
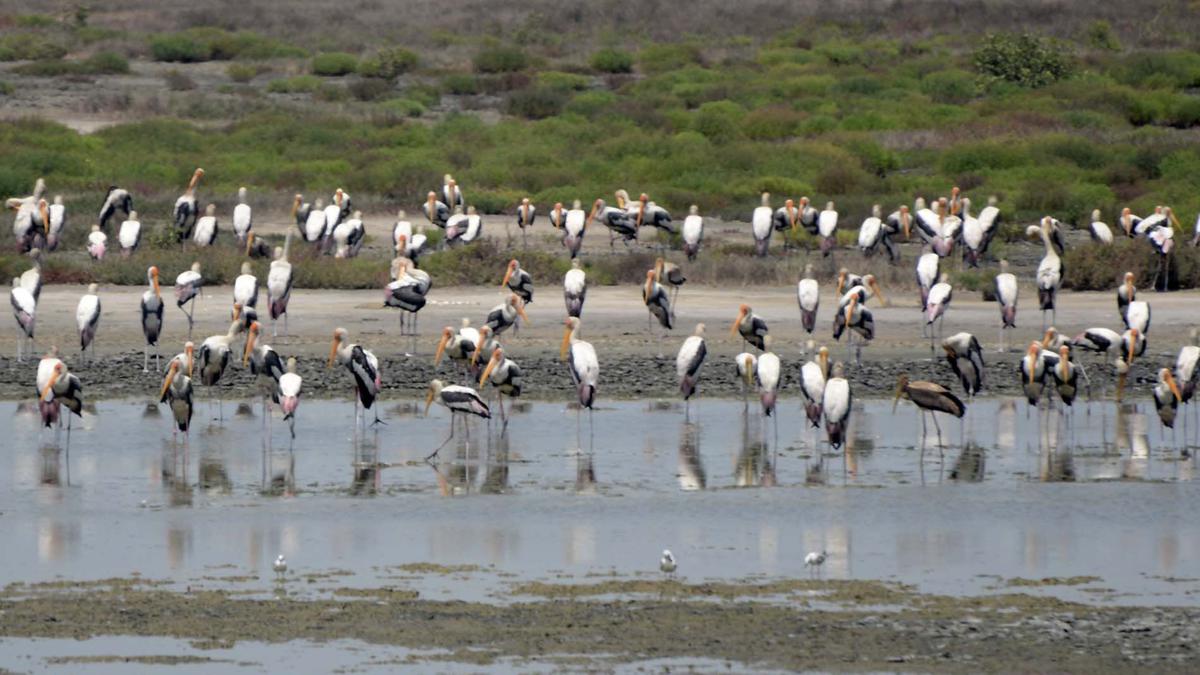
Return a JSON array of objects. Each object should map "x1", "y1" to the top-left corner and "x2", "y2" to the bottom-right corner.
[
  {"x1": 735, "y1": 352, "x2": 757, "y2": 403},
  {"x1": 333, "y1": 209, "x2": 365, "y2": 258},
  {"x1": 942, "y1": 332, "x2": 984, "y2": 397},
  {"x1": 86, "y1": 224, "x2": 107, "y2": 260},
  {"x1": 19, "y1": 249, "x2": 42, "y2": 302},
  {"x1": 118, "y1": 211, "x2": 141, "y2": 256},
  {"x1": 1019, "y1": 341, "x2": 1047, "y2": 406},
  {"x1": 479, "y1": 347, "x2": 523, "y2": 423},
  {"x1": 76, "y1": 283, "x2": 101, "y2": 363},
  {"x1": 916, "y1": 251, "x2": 939, "y2": 312},
  {"x1": 268, "y1": 235, "x2": 294, "y2": 338},
  {"x1": 856, "y1": 204, "x2": 884, "y2": 258},
  {"x1": 823, "y1": 362, "x2": 851, "y2": 449},
  {"x1": 424, "y1": 378, "x2": 489, "y2": 459},
  {"x1": 798, "y1": 263, "x2": 819, "y2": 335},
  {"x1": 1089, "y1": 209, "x2": 1113, "y2": 245},
  {"x1": 752, "y1": 192, "x2": 773, "y2": 257},
  {"x1": 682, "y1": 205, "x2": 703, "y2": 261},
  {"x1": 516, "y1": 197, "x2": 536, "y2": 247},
  {"x1": 731, "y1": 303, "x2": 769, "y2": 351},
  {"x1": 925, "y1": 273, "x2": 953, "y2": 350},
  {"x1": 561, "y1": 317, "x2": 599, "y2": 413},
  {"x1": 279, "y1": 357, "x2": 302, "y2": 439},
  {"x1": 800, "y1": 346, "x2": 829, "y2": 427},
  {"x1": 233, "y1": 187, "x2": 252, "y2": 246},
  {"x1": 1117, "y1": 271, "x2": 1136, "y2": 322},
  {"x1": 563, "y1": 259, "x2": 587, "y2": 318},
  {"x1": 563, "y1": 199, "x2": 587, "y2": 258},
  {"x1": 10, "y1": 277, "x2": 36, "y2": 361},
  {"x1": 329, "y1": 327, "x2": 383, "y2": 426},
  {"x1": 442, "y1": 175, "x2": 463, "y2": 210},
  {"x1": 173, "y1": 168, "x2": 204, "y2": 241},
  {"x1": 141, "y1": 266, "x2": 164, "y2": 372},
  {"x1": 1176, "y1": 345, "x2": 1199, "y2": 405},
  {"x1": 817, "y1": 201, "x2": 838, "y2": 257},
  {"x1": 995, "y1": 260, "x2": 1018, "y2": 352},
  {"x1": 174, "y1": 261, "x2": 203, "y2": 339},
  {"x1": 676, "y1": 323, "x2": 707, "y2": 404},
  {"x1": 960, "y1": 198, "x2": 985, "y2": 267},
  {"x1": 1124, "y1": 300, "x2": 1150, "y2": 335},
  {"x1": 98, "y1": 185, "x2": 132, "y2": 231},
  {"x1": 46, "y1": 195, "x2": 65, "y2": 251},
  {"x1": 192, "y1": 203, "x2": 218, "y2": 247},
  {"x1": 502, "y1": 259, "x2": 534, "y2": 304},
  {"x1": 1030, "y1": 218, "x2": 1063, "y2": 330}
]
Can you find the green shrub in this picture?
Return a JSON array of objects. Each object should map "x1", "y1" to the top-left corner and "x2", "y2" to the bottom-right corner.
[
  {"x1": 0, "y1": 33, "x2": 69, "y2": 61},
  {"x1": 591, "y1": 48, "x2": 634, "y2": 73},
  {"x1": 0, "y1": 81, "x2": 12, "y2": 96},
  {"x1": 349, "y1": 77, "x2": 393, "y2": 101},
  {"x1": 266, "y1": 75, "x2": 321, "y2": 93},
  {"x1": 150, "y1": 28, "x2": 304, "y2": 63},
  {"x1": 844, "y1": 138, "x2": 898, "y2": 176},
  {"x1": 565, "y1": 90, "x2": 617, "y2": 117},
  {"x1": 506, "y1": 86, "x2": 564, "y2": 119},
  {"x1": 740, "y1": 106, "x2": 803, "y2": 140},
  {"x1": 833, "y1": 75, "x2": 884, "y2": 95},
  {"x1": 693, "y1": 100, "x2": 743, "y2": 142},
  {"x1": 474, "y1": 46, "x2": 528, "y2": 73},
  {"x1": 1085, "y1": 20, "x2": 1121, "y2": 51},
  {"x1": 639, "y1": 43, "x2": 703, "y2": 74},
  {"x1": 150, "y1": 34, "x2": 209, "y2": 62},
  {"x1": 315, "y1": 83, "x2": 349, "y2": 101},
  {"x1": 86, "y1": 51, "x2": 129, "y2": 74},
  {"x1": 312, "y1": 52, "x2": 359, "y2": 76},
  {"x1": 817, "y1": 42, "x2": 866, "y2": 66},
  {"x1": 442, "y1": 73, "x2": 480, "y2": 94},
  {"x1": 920, "y1": 69, "x2": 977, "y2": 104},
  {"x1": 226, "y1": 63, "x2": 258, "y2": 83},
  {"x1": 973, "y1": 33, "x2": 1074, "y2": 88},
  {"x1": 378, "y1": 97, "x2": 426, "y2": 118},
  {"x1": 1116, "y1": 52, "x2": 1200, "y2": 89},
  {"x1": 358, "y1": 47, "x2": 418, "y2": 80},
  {"x1": 814, "y1": 164, "x2": 867, "y2": 195},
  {"x1": 536, "y1": 71, "x2": 590, "y2": 92}
]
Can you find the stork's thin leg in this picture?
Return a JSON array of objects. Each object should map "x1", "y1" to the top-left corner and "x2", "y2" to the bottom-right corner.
[
  {"x1": 155, "y1": 344, "x2": 161, "y2": 372},
  {"x1": 371, "y1": 406, "x2": 385, "y2": 426},
  {"x1": 932, "y1": 412, "x2": 944, "y2": 455},
  {"x1": 426, "y1": 414, "x2": 456, "y2": 461},
  {"x1": 143, "y1": 345, "x2": 149, "y2": 372}
]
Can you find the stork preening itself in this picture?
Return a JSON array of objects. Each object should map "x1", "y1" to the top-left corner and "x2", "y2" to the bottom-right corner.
[
  {"x1": 117, "y1": 211, "x2": 141, "y2": 256},
  {"x1": 98, "y1": 186, "x2": 133, "y2": 231},
  {"x1": 676, "y1": 323, "x2": 707, "y2": 408},
  {"x1": 174, "y1": 262, "x2": 203, "y2": 339},
  {"x1": 329, "y1": 327, "x2": 383, "y2": 427},
  {"x1": 731, "y1": 304, "x2": 768, "y2": 351},
  {"x1": 942, "y1": 332, "x2": 984, "y2": 397},
  {"x1": 173, "y1": 168, "x2": 204, "y2": 242},
  {"x1": 893, "y1": 374, "x2": 966, "y2": 453},
  {"x1": 86, "y1": 224, "x2": 107, "y2": 260}
]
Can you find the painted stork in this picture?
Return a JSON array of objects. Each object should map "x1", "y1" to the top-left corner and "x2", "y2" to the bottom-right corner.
[
  {"x1": 424, "y1": 378, "x2": 489, "y2": 459},
  {"x1": 857, "y1": 204, "x2": 885, "y2": 258},
  {"x1": 442, "y1": 175, "x2": 463, "y2": 210},
  {"x1": 682, "y1": 205, "x2": 703, "y2": 261},
  {"x1": 198, "y1": 319, "x2": 243, "y2": 419},
  {"x1": 561, "y1": 317, "x2": 599, "y2": 413},
  {"x1": 1030, "y1": 218, "x2": 1063, "y2": 330},
  {"x1": 485, "y1": 293, "x2": 530, "y2": 336},
  {"x1": 233, "y1": 187, "x2": 252, "y2": 246},
  {"x1": 268, "y1": 236, "x2": 294, "y2": 338},
  {"x1": 655, "y1": 257, "x2": 686, "y2": 304},
  {"x1": 479, "y1": 347, "x2": 523, "y2": 424},
  {"x1": 243, "y1": 321, "x2": 285, "y2": 429},
  {"x1": 470, "y1": 325, "x2": 500, "y2": 373},
  {"x1": 756, "y1": 336, "x2": 780, "y2": 416},
  {"x1": 893, "y1": 374, "x2": 966, "y2": 450},
  {"x1": 192, "y1": 203, "x2": 218, "y2": 247},
  {"x1": 233, "y1": 261, "x2": 259, "y2": 315},
  {"x1": 434, "y1": 322, "x2": 478, "y2": 376},
  {"x1": 1073, "y1": 327, "x2": 1122, "y2": 355},
  {"x1": 801, "y1": 346, "x2": 830, "y2": 427},
  {"x1": 386, "y1": 256, "x2": 430, "y2": 337},
  {"x1": 462, "y1": 205, "x2": 485, "y2": 243},
  {"x1": 752, "y1": 192, "x2": 773, "y2": 257},
  {"x1": 1124, "y1": 299, "x2": 1150, "y2": 335},
  {"x1": 10, "y1": 277, "x2": 36, "y2": 362},
  {"x1": 639, "y1": 195, "x2": 674, "y2": 237},
  {"x1": 798, "y1": 264, "x2": 819, "y2": 334},
  {"x1": 302, "y1": 198, "x2": 327, "y2": 243},
  {"x1": 393, "y1": 215, "x2": 427, "y2": 264},
  {"x1": 1154, "y1": 368, "x2": 1182, "y2": 430},
  {"x1": 291, "y1": 194, "x2": 312, "y2": 234},
  {"x1": 502, "y1": 259, "x2": 534, "y2": 304},
  {"x1": 589, "y1": 198, "x2": 637, "y2": 248},
  {"x1": 563, "y1": 199, "x2": 587, "y2": 258},
  {"x1": 1116, "y1": 328, "x2": 1145, "y2": 402},
  {"x1": 445, "y1": 206, "x2": 467, "y2": 244},
  {"x1": 563, "y1": 258, "x2": 587, "y2": 318},
  {"x1": 1117, "y1": 272, "x2": 1136, "y2": 322},
  {"x1": 818, "y1": 201, "x2": 838, "y2": 256},
  {"x1": 37, "y1": 352, "x2": 83, "y2": 430},
  {"x1": 117, "y1": 211, "x2": 141, "y2": 256},
  {"x1": 795, "y1": 196, "x2": 819, "y2": 234},
  {"x1": 76, "y1": 283, "x2": 100, "y2": 363},
  {"x1": 19, "y1": 249, "x2": 42, "y2": 302},
  {"x1": 834, "y1": 293, "x2": 875, "y2": 365},
  {"x1": 392, "y1": 210, "x2": 413, "y2": 249},
  {"x1": 174, "y1": 261, "x2": 202, "y2": 339},
  {"x1": 1176, "y1": 345, "x2": 1199, "y2": 404},
  {"x1": 1119, "y1": 207, "x2": 1143, "y2": 238},
  {"x1": 995, "y1": 260, "x2": 1018, "y2": 352},
  {"x1": 1089, "y1": 209, "x2": 1113, "y2": 245},
  {"x1": 916, "y1": 252, "x2": 939, "y2": 312},
  {"x1": 942, "y1": 332, "x2": 984, "y2": 397},
  {"x1": 140, "y1": 266, "x2": 164, "y2": 372},
  {"x1": 735, "y1": 352, "x2": 757, "y2": 403},
  {"x1": 86, "y1": 225, "x2": 107, "y2": 260},
  {"x1": 44, "y1": 195, "x2": 65, "y2": 251},
  {"x1": 960, "y1": 198, "x2": 985, "y2": 267},
  {"x1": 1019, "y1": 341, "x2": 1048, "y2": 406},
  {"x1": 424, "y1": 191, "x2": 449, "y2": 228},
  {"x1": 977, "y1": 196, "x2": 1002, "y2": 252},
  {"x1": 877, "y1": 205, "x2": 910, "y2": 263},
  {"x1": 244, "y1": 232, "x2": 270, "y2": 259},
  {"x1": 516, "y1": 197, "x2": 536, "y2": 247},
  {"x1": 279, "y1": 357, "x2": 302, "y2": 439},
  {"x1": 731, "y1": 303, "x2": 768, "y2": 351},
  {"x1": 1051, "y1": 344, "x2": 1078, "y2": 408},
  {"x1": 159, "y1": 354, "x2": 194, "y2": 436},
  {"x1": 925, "y1": 274, "x2": 953, "y2": 349},
  {"x1": 823, "y1": 362, "x2": 851, "y2": 449},
  {"x1": 643, "y1": 269, "x2": 673, "y2": 334},
  {"x1": 1145, "y1": 206, "x2": 1179, "y2": 291},
  {"x1": 323, "y1": 189, "x2": 348, "y2": 246},
  {"x1": 548, "y1": 201, "x2": 566, "y2": 231},
  {"x1": 333, "y1": 210, "x2": 365, "y2": 258},
  {"x1": 329, "y1": 327, "x2": 383, "y2": 426},
  {"x1": 173, "y1": 168, "x2": 204, "y2": 242},
  {"x1": 98, "y1": 186, "x2": 132, "y2": 231},
  {"x1": 676, "y1": 323, "x2": 707, "y2": 404}
]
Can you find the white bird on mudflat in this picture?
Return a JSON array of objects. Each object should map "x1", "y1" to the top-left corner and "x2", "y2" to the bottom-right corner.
[
  {"x1": 1153, "y1": 368, "x2": 1182, "y2": 431},
  {"x1": 423, "y1": 191, "x2": 449, "y2": 228},
  {"x1": 752, "y1": 192, "x2": 773, "y2": 257},
  {"x1": 46, "y1": 195, "x2": 65, "y2": 251},
  {"x1": 19, "y1": 249, "x2": 42, "y2": 302},
  {"x1": 818, "y1": 201, "x2": 839, "y2": 257},
  {"x1": 159, "y1": 351, "x2": 194, "y2": 436},
  {"x1": 392, "y1": 210, "x2": 414, "y2": 249},
  {"x1": 994, "y1": 260, "x2": 1018, "y2": 352},
  {"x1": 856, "y1": 204, "x2": 884, "y2": 258},
  {"x1": 959, "y1": 198, "x2": 984, "y2": 267},
  {"x1": 731, "y1": 304, "x2": 769, "y2": 351},
  {"x1": 733, "y1": 352, "x2": 756, "y2": 403},
  {"x1": 823, "y1": 362, "x2": 851, "y2": 449},
  {"x1": 548, "y1": 201, "x2": 566, "y2": 231},
  {"x1": 76, "y1": 283, "x2": 101, "y2": 363},
  {"x1": 800, "y1": 346, "x2": 830, "y2": 427},
  {"x1": 10, "y1": 277, "x2": 36, "y2": 362},
  {"x1": 233, "y1": 187, "x2": 252, "y2": 246},
  {"x1": 562, "y1": 317, "x2": 599, "y2": 413},
  {"x1": 268, "y1": 236, "x2": 294, "y2": 338},
  {"x1": 502, "y1": 259, "x2": 534, "y2": 304},
  {"x1": 1089, "y1": 209, "x2": 1113, "y2": 245},
  {"x1": 118, "y1": 211, "x2": 141, "y2": 256},
  {"x1": 303, "y1": 198, "x2": 328, "y2": 243},
  {"x1": 486, "y1": 293, "x2": 530, "y2": 337},
  {"x1": 333, "y1": 210, "x2": 365, "y2": 258},
  {"x1": 443, "y1": 175, "x2": 464, "y2": 210},
  {"x1": 274, "y1": 555, "x2": 288, "y2": 578},
  {"x1": 461, "y1": 206, "x2": 484, "y2": 244},
  {"x1": 563, "y1": 199, "x2": 587, "y2": 258},
  {"x1": 1117, "y1": 271, "x2": 1136, "y2": 320},
  {"x1": 173, "y1": 168, "x2": 204, "y2": 241},
  {"x1": 756, "y1": 336, "x2": 780, "y2": 417},
  {"x1": 279, "y1": 357, "x2": 302, "y2": 438},
  {"x1": 676, "y1": 324, "x2": 707, "y2": 404},
  {"x1": 140, "y1": 266, "x2": 164, "y2": 372},
  {"x1": 925, "y1": 274, "x2": 953, "y2": 349},
  {"x1": 98, "y1": 185, "x2": 132, "y2": 231},
  {"x1": 682, "y1": 205, "x2": 703, "y2": 261},
  {"x1": 233, "y1": 262, "x2": 260, "y2": 312},
  {"x1": 445, "y1": 206, "x2": 468, "y2": 244},
  {"x1": 563, "y1": 259, "x2": 587, "y2": 318},
  {"x1": 192, "y1": 203, "x2": 218, "y2": 247},
  {"x1": 643, "y1": 269, "x2": 673, "y2": 333},
  {"x1": 329, "y1": 327, "x2": 383, "y2": 426},
  {"x1": 660, "y1": 549, "x2": 677, "y2": 575},
  {"x1": 797, "y1": 264, "x2": 819, "y2": 335},
  {"x1": 322, "y1": 189, "x2": 346, "y2": 250},
  {"x1": 804, "y1": 550, "x2": 827, "y2": 575},
  {"x1": 86, "y1": 224, "x2": 107, "y2": 260},
  {"x1": 174, "y1": 261, "x2": 203, "y2": 339}
]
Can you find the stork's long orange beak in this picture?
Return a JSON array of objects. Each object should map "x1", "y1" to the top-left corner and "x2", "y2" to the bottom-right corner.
[
  {"x1": 514, "y1": 297, "x2": 530, "y2": 325},
  {"x1": 1167, "y1": 371, "x2": 1182, "y2": 401},
  {"x1": 1027, "y1": 344, "x2": 1039, "y2": 385},
  {"x1": 160, "y1": 362, "x2": 179, "y2": 400},
  {"x1": 327, "y1": 335, "x2": 339, "y2": 368},
  {"x1": 424, "y1": 388, "x2": 436, "y2": 416},
  {"x1": 1127, "y1": 329, "x2": 1139, "y2": 364},
  {"x1": 869, "y1": 277, "x2": 888, "y2": 307},
  {"x1": 502, "y1": 262, "x2": 514, "y2": 289},
  {"x1": 186, "y1": 343, "x2": 194, "y2": 378},
  {"x1": 479, "y1": 351, "x2": 501, "y2": 388},
  {"x1": 730, "y1": 306, "x2": 747, "y2": 337},
  {"x1": 434, "y1": 330, "x2": 450, "y2": 366},
  {"x1": 242, "y1": 323, "x2": 258, "y2": 366},
  {"x1": 39, "y1": 201, "x2": 49, "y2": 235},
  {"x1": 560, "y1": 325, "x2": 572, "y2": 360},
  {"x1": 41, "y1": 368, "x2": 60, "y2": 402},
  {"x1": 586, "y1": 201, "x2": 599, "y2": 229}
]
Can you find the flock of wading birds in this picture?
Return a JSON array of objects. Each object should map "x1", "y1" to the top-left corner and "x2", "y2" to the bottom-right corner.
[{"x1": 7, "y1": 170, "x2": 1200, "y2": 455}]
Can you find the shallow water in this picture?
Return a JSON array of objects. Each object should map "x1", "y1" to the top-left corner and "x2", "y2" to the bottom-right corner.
[{"x1": 2, "y1": 397, "x2": 1199, "y2": 606}]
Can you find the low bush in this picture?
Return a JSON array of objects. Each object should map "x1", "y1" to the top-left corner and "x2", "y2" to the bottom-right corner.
[
  {"x1": 474, "y1": 46, "x2": 528, "y2": 73},
  {"x1": 358, "y1": 47, "x2": 418, "y2": 80},
  {"x1": 150, "y1": 28, "x2": 304, "y2": 63},
  {"x1": 0, "y1": 33, "x2": 69, "y2": 61},
  {"x1": 349, "y1": 77, "x2": 393, "y2": 101},
  {"x1": 973, "y1": 33, "x2": 1073, "y2": 88},
  {"x1": 312, "y1": 52, "x2": 359, "y2": 76},
  {"x1": 1063, "y1": 239, "x2": 1200, "y2": 291},
  {"x1": 639, "y1": 43, "x2": 703, "y2": 74},
  {"x1": 591, "y1": 48, "x2": 634, "y2": 73},
  {"x1": 442, "y1": 73, "x2": 480, "y2": 95},
  {"x1": 226, "y1": 63, "x2": 259, "y2": 83},
  {"x1": 266, "y1": 75, "x2": 322, "y2": 94},
  {"x1": 506, "y1": 87, "x2": 564, "y2": 119},
  {"x1": 920, "y1": 69, "x2": 976, "y2": 104}
]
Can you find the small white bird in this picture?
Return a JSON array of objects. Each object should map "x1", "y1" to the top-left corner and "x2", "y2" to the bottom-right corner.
[
  {"x1": 659, "y1": 549, "x2": 677, "y2": 575},
  {"x1": 804, "y1": 550, "x2": 828, "y2": 575},
  {"x1": 273, "y1": 554, "x2": 288, "y2": 578}
]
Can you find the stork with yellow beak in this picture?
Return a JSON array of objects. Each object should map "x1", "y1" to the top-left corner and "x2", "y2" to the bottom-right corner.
[
  {"x1": 734, "y1": 352, "x2": 757, "y2": 405},
  {"x1": 563, "y1": 199, "x2": 587, "y2": 258},
  {"x1": 244, "y1": 321, "x2": 285, "y2": 429},
  {"x1": 502, "y1": 259, "x2": 534, "y2": 304},
  {"x1": 173, "y1": 168, "x2": 204, "y2": 242},
  {"x1": 423, "y1": 378, "x2": 489, "y2": 460},
  {"x1": 160, "y1": 343, "x2": 194, "y2": 436},
  {"x1": 37, "y1": 348, "x2": 83, "y2": 430},
  {"x1": 479, "y1": 347, "x2": 523, "y2": 426},
  {"x1": 731, "y1": 304, "x2": 768, "y2": 351},
  {"x1": 562, "y1": 317, "x2": 599, "y2": 415},
  {"x1": 1154, "y1": 368, "x2": 1183, "y2": 431},
  {"x1": 423, "y1": 190, "x2": 449, "y2": 227},
  {"x1": 141, "y1": 266, "x2": 164, "y2": 372},
  {"x1": 434, "y1": 321, "x2": 479, "y2": 381},
  {"x1": 485, "y1": 293, "x2": 530, "y2": 337},
  {"x1": 11, "y1": 276, "x2": 36, "y2": 362},
  {"x1": 800, "y1": 347, "x2": 830, "y2": 427},
  {"x1": 1019, "y1": 341, "x2": 1047, "y2": 406},
  {"x1": 516, "y1": 197, "x2": 536, "y2": 248},
  {"x1": 329, "y1": 327, "x2": 383, "y2": 426}
]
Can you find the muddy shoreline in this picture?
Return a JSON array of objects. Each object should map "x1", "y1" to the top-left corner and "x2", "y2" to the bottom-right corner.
[{"x1": 0, "y1": 577, "x2": 1196, "y2": 671}]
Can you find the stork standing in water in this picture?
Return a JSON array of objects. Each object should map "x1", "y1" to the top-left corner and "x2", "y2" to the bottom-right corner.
[
  {"x1": 502, "y1": 259, "x2": 534, "y2": 305},
  {"x1": 797, "y1": 264, "x2": 819, "y2": 335},
  {"x1": 278, "y1": 357, "x2": 302, "y2": 439},
  {"x1": 117, "y1": 211, "x2": 141, "y2": 256},
  {"x1": 37, "y1": 351, "x2": 83, "y2": 431},
  {"x1": 735, "y1": 352, "x2": 757, "y2": 404},
  {"x1": 1153, "y1": 368, "x2": 1183, "y2": 439},
  {"x1": 424, "y1": 378, "x2": 489, "y2": 459},
  {"x1": 924, "y1": 274, "x2": 953, "y2": 354},
  {"x1": 823, "y1": 362, "x2": 851, "y2": 449},
  {"x1": 98, "y1": 185, "x2": 132, "y2": 231},
  {"x1": 563, "y1": 259, "x2": 586, "y2": 318},
  {"x1": 329, "y1": 327, "x2": 383, "y2": 427},
  {"x1": 479, "y1": 347, "x2": 523, "y2": 426},
  {"x1": 10, "y1": 277, "x2": 36, "y2": 362},
  {"x1": 243, "y1": 321, "x2": 284, "y2": 436},
  {"x1": 676, "y1": 324, "x2": 707, "y2": 409},
  {"x1": 801, "y1": 346, "x2": 830, "y2": 427},
  {"x1": 563, "y1": 199, "x2": 587, "y2": 258},
  {"x1": 86, "y1": 225, "x2": 107, "y2": 260},
  {"x1": 160, "y1": 348, "x2": 194, "y2": 437},
  {"x1": 174, "y1": 262, "x2": 203, "y2": 339},
  {"x1": 140, "y1": 266, "x2": 164, "y2": 372},
  {"x1": 1175, "y1": 344, "x2": 1199, "y2": 449},
  {"x1": 731, "y1": 304, "x2": 768, "y2": 351},
  {"x1": 268, "y1": 234, "x2": 294, "y2": 339},
  {"x1": 198, "y1": 319, "x2": 243, "y2": 421},
  {"x1": 942, "y1": 332, "x2": 985, "y2": 397},
  {"x1": 434, "y1": 321, "x2": 479, "y2": 381},
  {"x1": 756, "y1": 336, "x2": 781, "y2": 417},
  {"x1": 682, "y1": 205, "x2": 703, "y2": 261},
  {"x1": 752, "y1": 192, "x2": 773, "y2": 257},
  {"x1": 516, "y1": 197, "x2": 536, "y2": 247},
  {"x1": 562, "y1": 317, "x2": 599, "y2": 432},
  {"x1": 76, "y1": 284, "x2": 101, "y2": 363},
  {"x1": 893, "y1": 374, "x2": 966, "y2": 453},
  {"x1": 994, "y1": 260, "x2": 1018, "y2": 352},
  {"x1": 1030, "y1": 218, "x2": 1063, "y2": 330},
  {"x1": 173, "y1": 168, "x2": 204, "y2": 242},
  {"x1": 834, "y1": 293, "x2": 875, "y2": 366},
  {"x1": 233, "y1": 187, "x2": 252, "y2": 247}
]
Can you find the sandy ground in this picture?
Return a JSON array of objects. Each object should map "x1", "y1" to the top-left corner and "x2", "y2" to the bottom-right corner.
[{"x1": 2, "y1": 281, "x2": 1193, "y2": 401}]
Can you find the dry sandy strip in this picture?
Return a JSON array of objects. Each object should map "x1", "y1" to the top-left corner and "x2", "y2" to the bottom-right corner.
[{"x1": 2, "y1": 283, "x2": 1195, "y2": 400}]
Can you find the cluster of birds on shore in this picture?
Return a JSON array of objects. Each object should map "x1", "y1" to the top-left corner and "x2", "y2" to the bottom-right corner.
[{"x1": 8, "y1": 172, "x2": 1200, "y2": 455}]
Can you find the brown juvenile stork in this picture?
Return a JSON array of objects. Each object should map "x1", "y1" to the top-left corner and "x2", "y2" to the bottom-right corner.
[{"x1": 893, "y1": 374, "x2": 967, "y2": 451}]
